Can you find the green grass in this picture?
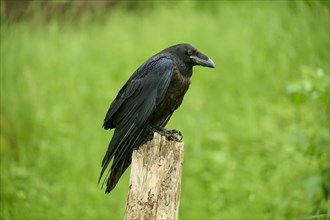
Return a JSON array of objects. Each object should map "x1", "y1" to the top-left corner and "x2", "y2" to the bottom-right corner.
[{"x1": 1, "y1": 1, "x2": 329, "y2": 219}]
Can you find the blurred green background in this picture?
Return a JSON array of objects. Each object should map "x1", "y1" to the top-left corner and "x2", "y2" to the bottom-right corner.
[{"x1": 1, "y1": 1, "x2": 329, "y2": 219}]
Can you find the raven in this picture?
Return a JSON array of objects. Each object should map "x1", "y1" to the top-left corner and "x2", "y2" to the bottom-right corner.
[{"x1": 99, "y1": 43, "x2": 215, "y2": 193}]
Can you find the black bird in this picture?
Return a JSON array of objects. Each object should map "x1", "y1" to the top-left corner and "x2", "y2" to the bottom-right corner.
[{"x1": 99, "y1": 43, "x2": 215, "y2": 193}]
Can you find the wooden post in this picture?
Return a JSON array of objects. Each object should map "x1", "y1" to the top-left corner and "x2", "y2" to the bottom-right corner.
[{"x1": 124, "y1": 132, "x2": 184, "y2": 220}]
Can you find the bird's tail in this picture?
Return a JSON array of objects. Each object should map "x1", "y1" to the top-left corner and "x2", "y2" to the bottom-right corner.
[
  {"x1": 99, "y1": 126, "x2": 153, "y2": 193},
  {"x1": 105, "y1": 151, "x2": 132, "y2": 193}
]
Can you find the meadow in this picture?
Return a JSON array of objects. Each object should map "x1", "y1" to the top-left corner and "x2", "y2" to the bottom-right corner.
[{"x1": 1, "y1": 1, "x2": 329, "y2": 219}]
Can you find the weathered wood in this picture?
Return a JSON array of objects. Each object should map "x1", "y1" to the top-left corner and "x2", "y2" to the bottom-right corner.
[{"x1": 124, "y1": 132, "x2": 184, "y2": 220}]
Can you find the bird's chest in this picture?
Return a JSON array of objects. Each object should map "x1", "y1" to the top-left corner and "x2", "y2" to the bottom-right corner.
[
  {"x1": 165, "y1": 69, "x2": 191, "y2": 107},
  {"x1": 150, "y1": 68, "x2": 191, "y2": 124}
]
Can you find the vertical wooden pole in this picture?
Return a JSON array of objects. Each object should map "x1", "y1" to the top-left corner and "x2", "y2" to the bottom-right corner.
[{"x1": 124, "y1": 132, "x2": 184, "y2": 220}]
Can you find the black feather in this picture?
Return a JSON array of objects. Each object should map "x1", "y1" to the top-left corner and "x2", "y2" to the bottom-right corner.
[{"x1": 99, "y1": 43, "x2": 215, "y2": 193}]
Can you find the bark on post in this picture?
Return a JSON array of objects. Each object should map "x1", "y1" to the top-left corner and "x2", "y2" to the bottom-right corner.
[{"x1": 124, "y1": 132, "x2": 184, "y2": 220}]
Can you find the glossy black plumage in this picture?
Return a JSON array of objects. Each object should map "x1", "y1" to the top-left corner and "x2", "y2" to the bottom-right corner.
[{"x1": 99, "y1": 43, "x2": 215, "y2": 193}]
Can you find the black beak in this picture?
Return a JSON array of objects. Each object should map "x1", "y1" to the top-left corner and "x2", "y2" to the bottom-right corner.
[{"x1": 190, "y1": 54, "x2": 215, "y2": 68}]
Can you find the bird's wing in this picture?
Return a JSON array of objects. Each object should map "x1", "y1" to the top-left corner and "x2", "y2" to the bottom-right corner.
[
  {"x1": 99, "y1": 56, "x2": 175, "y2": 188},
  {"x1": 103, "y1": 55, "x2": 172, "y2": 129}
]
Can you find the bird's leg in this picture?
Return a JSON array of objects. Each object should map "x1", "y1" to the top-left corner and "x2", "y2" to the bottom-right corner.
[{"x1": 148, "y1": 126, "x2": 183, "y2": 142}]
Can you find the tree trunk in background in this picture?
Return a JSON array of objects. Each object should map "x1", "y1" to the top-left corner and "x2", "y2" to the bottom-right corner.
[{"x1": 124, "y1": 133, "x2": 184, "y2": 220}]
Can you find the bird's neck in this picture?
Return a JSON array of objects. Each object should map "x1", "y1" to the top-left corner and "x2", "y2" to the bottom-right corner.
[{"x1": 177, "y1": 62, "x2": 193, "y2": 77}]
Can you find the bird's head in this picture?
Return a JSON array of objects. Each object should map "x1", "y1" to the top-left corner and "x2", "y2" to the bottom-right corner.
[{"x1": 169, "y1": 43, "x2": 215, "y2": 68}]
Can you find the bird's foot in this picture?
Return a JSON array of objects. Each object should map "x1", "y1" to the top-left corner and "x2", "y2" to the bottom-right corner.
[
  {"x1": 163, "y1": 129, "x2": 183, "y2": 142},
  {"x1": 148, "y1": 126, "x2": 183, "y2": 142}
]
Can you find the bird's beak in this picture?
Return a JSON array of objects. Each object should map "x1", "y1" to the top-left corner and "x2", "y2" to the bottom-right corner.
[{"x1": 190, "y1": 54, "x2": 215, "y2": 68}]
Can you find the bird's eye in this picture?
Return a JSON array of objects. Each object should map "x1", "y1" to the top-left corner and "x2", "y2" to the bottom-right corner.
[{"x1": 187, "y1": 49, "x2": 194, "y2": 56}]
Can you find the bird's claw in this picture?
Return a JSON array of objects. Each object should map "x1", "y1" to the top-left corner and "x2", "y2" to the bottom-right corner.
[
  {"x1": 165, "y1": 129, "x2": 183, "y2": 141},
  {"x1": 148, "y1": 126, "x2": 183, "y2": 142}
]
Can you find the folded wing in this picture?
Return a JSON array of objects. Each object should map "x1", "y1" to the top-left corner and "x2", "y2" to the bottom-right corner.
[{"x1": 99, "y1": 56, "x2": 174, "y2": 192}]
